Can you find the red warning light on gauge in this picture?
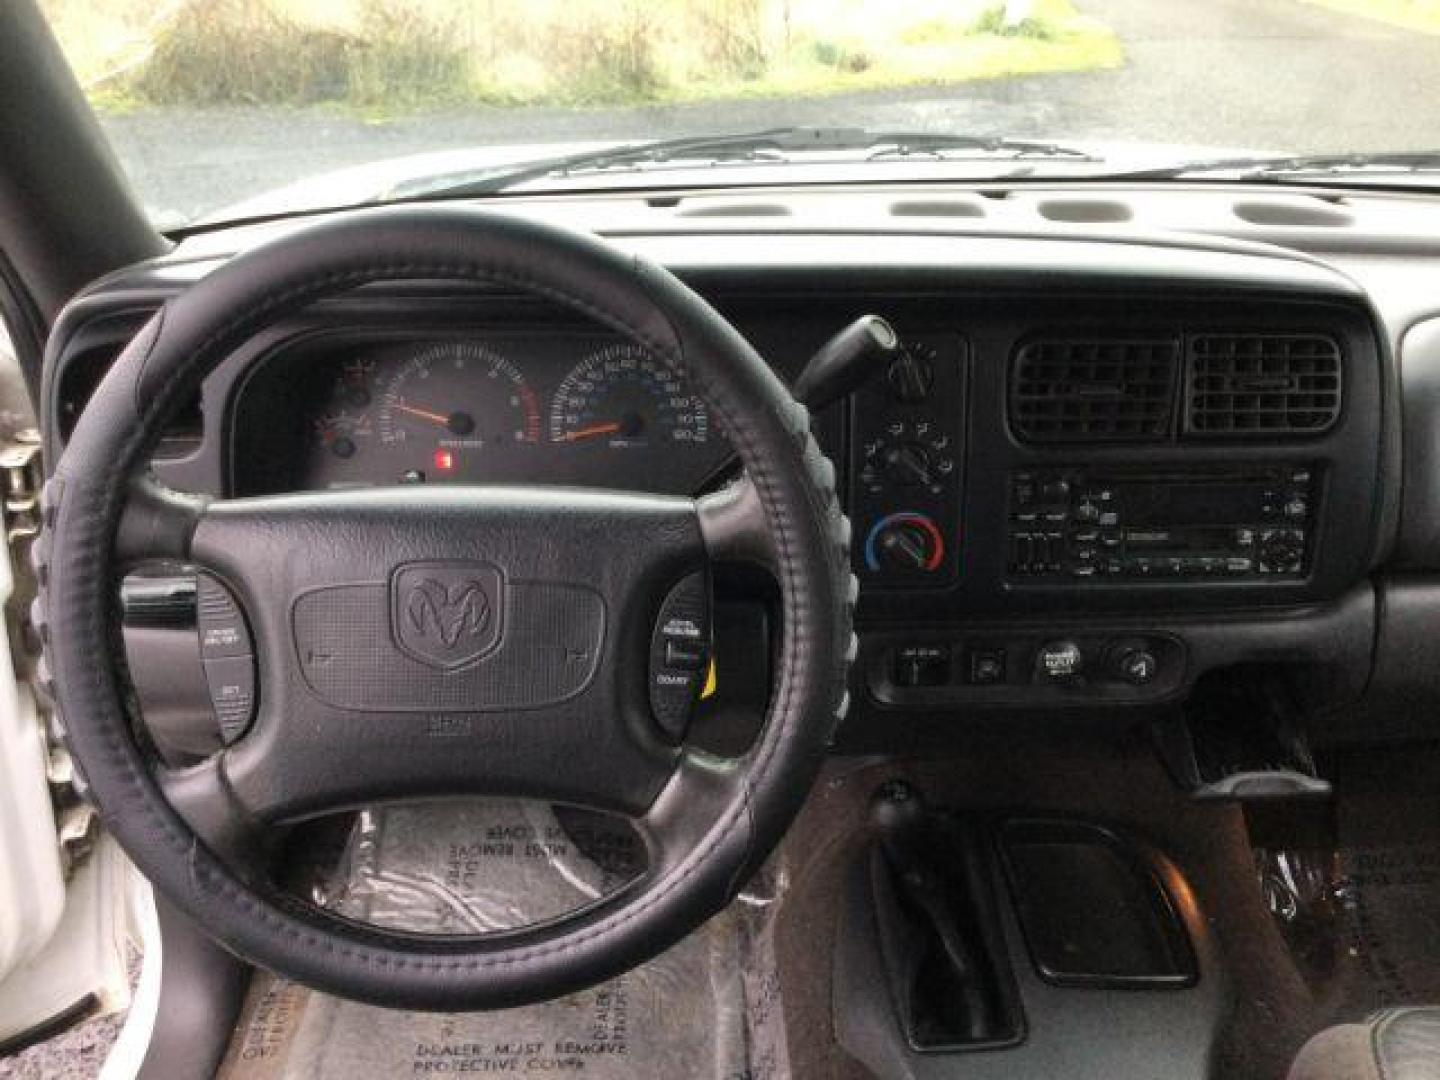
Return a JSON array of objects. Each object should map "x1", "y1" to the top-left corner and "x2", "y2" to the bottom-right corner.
[{"x1": 432, "y1": 448, "x2": 456, "y2": 473}]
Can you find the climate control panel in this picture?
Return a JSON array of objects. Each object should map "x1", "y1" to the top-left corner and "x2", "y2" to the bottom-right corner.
[{"x1": 850, "y1": 336, "x2": 965, "y2": 585}]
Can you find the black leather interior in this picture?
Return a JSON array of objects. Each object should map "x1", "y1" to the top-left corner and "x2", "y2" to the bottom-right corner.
[
  {"x1": 1289, "y1": 1008, "x2": 1440, "y2": 1080},
  {"x1": 32, "y1": 206, "x2": 855, "y2": 1009}
]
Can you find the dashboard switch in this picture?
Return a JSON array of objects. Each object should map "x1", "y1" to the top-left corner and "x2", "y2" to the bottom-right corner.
[
  {"x1": 893, "y1": 644, "x2": 950, "y2": 687},
  {"x1": 968, "y1": 649, "x2": 1006, "y2": 686},
  {"x1": 1036, "y1": 640, "x2": 1084, "y2": 683}
]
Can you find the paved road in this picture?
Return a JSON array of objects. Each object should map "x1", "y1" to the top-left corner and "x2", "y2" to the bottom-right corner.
[{"x1": 96, "y1": 0, "x2": 1440, "y2": 224}]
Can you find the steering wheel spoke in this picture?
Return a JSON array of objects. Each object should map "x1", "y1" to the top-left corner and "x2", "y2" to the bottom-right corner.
[
  {"x1": 116, "y1": 477, "x2": 208, "y2": 564},
  {"x1": 156, "y1": 751, "x2": 271, "y2": 876},
  {"x1": 696, "y1": 476, "x2": 779, "y2": 571}
]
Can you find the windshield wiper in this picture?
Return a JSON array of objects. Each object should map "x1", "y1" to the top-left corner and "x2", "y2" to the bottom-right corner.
[
  {"x1": 387, "y1": 127, "x2": 1102, "y2": 200},
  {"x1": 1101, "y1": 150, "x2": 1440, "y2": 182}
]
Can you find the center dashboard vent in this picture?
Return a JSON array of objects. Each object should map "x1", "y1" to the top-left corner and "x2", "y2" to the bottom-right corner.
[
  {"x1": 1185, "y1": 334, "x2": 1342, "y2": 436},
  {"x1": 1009, "y1": 338, "x2": 1179, "y2": 442}
]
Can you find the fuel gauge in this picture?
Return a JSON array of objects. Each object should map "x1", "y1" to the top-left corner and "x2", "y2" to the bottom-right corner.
[{"x1": 311, "y1": 357, "x2": 376, "y2": 461}]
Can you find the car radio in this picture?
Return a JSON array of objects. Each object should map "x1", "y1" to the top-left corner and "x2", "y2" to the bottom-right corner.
[{"x1": 1007, "y1": 464, "x2": 1316, "y2": 582}]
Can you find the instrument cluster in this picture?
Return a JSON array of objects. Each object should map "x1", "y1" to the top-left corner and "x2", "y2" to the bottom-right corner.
[{"x1": 231, "y1": 334, "x2": 730, "y2": 496}]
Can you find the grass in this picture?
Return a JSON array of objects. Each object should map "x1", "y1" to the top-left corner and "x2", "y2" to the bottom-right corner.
[
  {"x1": 42, "y1": 0, "x2": 1123, "y2": 115},
  {"x1": 1298, "y1": 0, "x2": 1440, "y2": 33}
]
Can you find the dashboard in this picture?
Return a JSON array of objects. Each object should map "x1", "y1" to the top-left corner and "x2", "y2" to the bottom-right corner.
[{"x1": 42, "y1": 197, "x2": 1430, "y2": 755}]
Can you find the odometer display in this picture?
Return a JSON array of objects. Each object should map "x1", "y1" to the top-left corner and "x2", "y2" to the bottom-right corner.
[{"x1": 549, "y1": 344, "x2": 709, "y2": 449}]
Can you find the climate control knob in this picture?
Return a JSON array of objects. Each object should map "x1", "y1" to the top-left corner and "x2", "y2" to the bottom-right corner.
[
  {"x1": 882, "y1": 442, "x2": 934, "y2": 487},
  {"x1": 865, "y1": 513, "x2": 946, "y2": 573},
  {"x1": 887, "y1": 346, "x2": 935, "y2": 402}
]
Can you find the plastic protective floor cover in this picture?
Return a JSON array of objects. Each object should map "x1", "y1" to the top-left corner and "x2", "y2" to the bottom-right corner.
[{"x1": 216, "y1": 800, "x2": 790, "y2": 1079}]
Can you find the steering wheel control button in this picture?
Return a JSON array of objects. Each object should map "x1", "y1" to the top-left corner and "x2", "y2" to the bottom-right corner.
[
  {"x1": 195, "y1": 574, "x2": 257, "y2": 742},
  {"x1": 196, "y1": 574, "x2": 252, "y2": 659},
  {"x1": 649, "y1": 572, "x2": 712, "y2": 741},
  {"x1": 893, "y1": 644, "x2": 950, "y2": 688},
  {"x1": 1036, "y1": 640, "x2": 1084, "y2": 683},
  {"x1": 203, "y1": 655, "x2": 256, "y2": 744},
  {"x1": 664, "y1": 638, "x2": 707, "y2": 670}
]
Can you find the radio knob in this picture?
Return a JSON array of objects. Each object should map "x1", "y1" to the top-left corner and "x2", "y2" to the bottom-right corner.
[
  {"x1": 1258, "y1": 528, "x2": 1305, "y2": 574},
  {"x1": 882, "y1": 442, "x2": 934, "y2": 487},
  {"x1": 866, "y1": 513, "x2": 945, "y2": 573}
]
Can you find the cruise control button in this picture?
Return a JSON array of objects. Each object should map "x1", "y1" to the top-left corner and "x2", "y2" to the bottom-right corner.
[
  {"x1": 197, "y1": 574, "x2": 252, "y2": 658},
  {"x1": 203, "y1": 655, "x2": 256, "y2": 743}
]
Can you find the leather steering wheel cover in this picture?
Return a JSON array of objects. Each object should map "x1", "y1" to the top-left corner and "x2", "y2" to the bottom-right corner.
[{"x1": 36, "y1": 207, "x2": 853, "y2": 1009}]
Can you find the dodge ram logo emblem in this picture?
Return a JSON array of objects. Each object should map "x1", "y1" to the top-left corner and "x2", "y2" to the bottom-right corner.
[{"x1": 391, "y1": 562, "x2": 504, "y2": 669}]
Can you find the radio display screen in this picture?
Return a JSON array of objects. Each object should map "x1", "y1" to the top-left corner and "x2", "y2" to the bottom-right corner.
[
  {"x1": 1122, "y1": 526, "x2": 1243, "y2": 552},
  {"x1": 1117, "y1": 482, "x2": 1263, "y2": 526}
]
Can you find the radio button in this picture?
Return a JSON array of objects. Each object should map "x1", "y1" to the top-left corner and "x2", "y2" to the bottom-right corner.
[{"x1": 1040, "y1": 478, "x2": 1071, "y2": 501}]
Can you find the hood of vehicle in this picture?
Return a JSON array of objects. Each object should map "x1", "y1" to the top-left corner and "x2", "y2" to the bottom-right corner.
[{"x1": 193, "y1": 139, "x2": 1266, "y2": 228}]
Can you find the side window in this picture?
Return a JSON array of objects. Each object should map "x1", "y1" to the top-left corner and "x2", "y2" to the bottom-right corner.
[{"x1": 0, "y1": 315, "x2": 37, "y2": 442}]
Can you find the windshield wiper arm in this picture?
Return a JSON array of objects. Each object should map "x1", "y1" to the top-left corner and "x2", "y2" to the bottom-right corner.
[
  {"x1": 1101, "y1": 149, "x2": 1440, "y2": 182},
  {"x1": 389, "y1": 127, "x2": 1101, "y2": 200}
]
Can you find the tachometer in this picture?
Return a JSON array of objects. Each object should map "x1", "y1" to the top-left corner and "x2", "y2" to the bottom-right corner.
[
  {"x1": 377, "y1": 342, "x2": 540, "y2": 479},
  {"x1": 549, "y1": 344, "x2": 709, "y2": 449}
]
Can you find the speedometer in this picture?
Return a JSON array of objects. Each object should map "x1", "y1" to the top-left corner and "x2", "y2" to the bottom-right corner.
[{"x1": 549, "y1": 344, "x2": 709, "y2": 449}]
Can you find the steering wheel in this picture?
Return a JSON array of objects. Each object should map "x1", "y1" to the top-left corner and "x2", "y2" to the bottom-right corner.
[{"x1": 34, "y1": 208, "x2": 854, "y2": 1010}]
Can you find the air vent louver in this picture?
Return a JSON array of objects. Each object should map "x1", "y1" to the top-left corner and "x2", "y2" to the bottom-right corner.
[
  {"x1": 1010, "y1": 338, "x2": 1179, "y2": 443},
  {"x1": 1186, "y1": 334, "x2": 1341, "y2": 435}
]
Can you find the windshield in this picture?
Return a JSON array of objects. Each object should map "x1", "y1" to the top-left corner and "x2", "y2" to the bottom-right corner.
[{"x1": 40, "y1": 0, "x2": 1440, "y2": 229}]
